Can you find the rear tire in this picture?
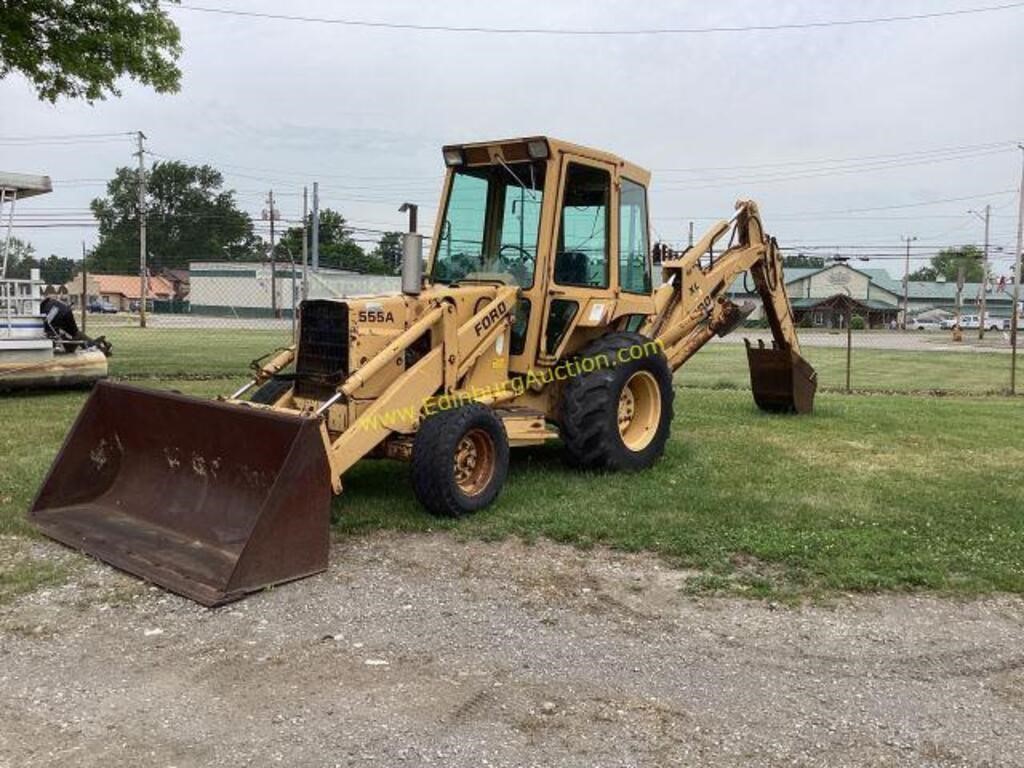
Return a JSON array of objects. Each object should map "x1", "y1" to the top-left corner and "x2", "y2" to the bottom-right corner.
[
  {"x1": 411, "y1": 403, "x2": 510, "y2": 517},
  {"x1": 560, "y1": 332, "x2": 674, "y2": 471},
  {"x1": 250, "y1": 377, "x2": 292, "y2": 405}
]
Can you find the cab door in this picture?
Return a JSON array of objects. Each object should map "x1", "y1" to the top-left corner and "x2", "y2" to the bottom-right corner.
[{"x1": 536, "y1": 154, "x2": 619, "y2": 365}]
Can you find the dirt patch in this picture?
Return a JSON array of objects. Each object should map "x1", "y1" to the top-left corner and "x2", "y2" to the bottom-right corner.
[{"x1": 1, "y1": 532, "x2": 1022, "y2": 767}]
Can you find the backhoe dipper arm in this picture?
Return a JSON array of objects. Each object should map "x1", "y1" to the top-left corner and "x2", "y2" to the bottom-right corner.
[
  {"x1": 649, "y1": 200, "x2": 801, "y2": 369},
  {"x1": 739, "y1": 203, "x2": 802, "y2": 357}
]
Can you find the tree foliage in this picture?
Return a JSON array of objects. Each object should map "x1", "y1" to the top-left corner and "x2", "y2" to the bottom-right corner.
[
  {"x1": 372, "y1": 231, "x2": 403, "y2": 274},
  {"x1": 2, "y1": 237, "x2": 76, "y2": 284},
  {"x1": 275, "y1": 210, "x2": 392, "y2": 275},
  {"x1": 908, "y1": 245, "x2": 984, "y2": 283},
  {"x1": 783, "y1": 253, "x2": 825, "y2": 269},
  {"x1": 89, "y1": 161, "x2": 259, "y2": 272},
  {"x1": 1, "y1": 237, "x2": 36, "y2": 277},
  {"x1": 0, "y1": 0, "x2": 182, "y2": 102}
]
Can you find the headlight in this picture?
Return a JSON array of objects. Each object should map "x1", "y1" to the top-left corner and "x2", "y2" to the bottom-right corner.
[{"x1": 442, "y1": 147, "x2": 465, "y2": 167}]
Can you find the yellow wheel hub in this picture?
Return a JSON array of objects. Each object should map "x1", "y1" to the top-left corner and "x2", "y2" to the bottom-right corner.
[
  {"x1": 453, "y1": 428, "x2": 496, "y2": 496},
  {"x1": 617, "y1": 371, "x2": 661, "y2": 452}
]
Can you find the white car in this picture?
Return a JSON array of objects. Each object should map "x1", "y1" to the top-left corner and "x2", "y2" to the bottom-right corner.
[
  {"x1": 910, "y1": 318, "x2": 940, "y2": 331},
  {"x1": 945, "y1": 314, "x2": 1005, "y2": 331}
]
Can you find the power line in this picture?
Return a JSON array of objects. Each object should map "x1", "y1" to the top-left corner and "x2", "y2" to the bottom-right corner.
[
  {"x1": 0, "y1": 131, "x2": 134, "y2": 143},
  {"x1": 651, "y1": 188, "x2": 1019, "y2": 221},
  {"x1": 653, "y1": 141, "x2": 1017, "y2": 173},
  {"x1": 654, "y1": 147, "x2": 1016, "y2": 191},
  {"x1": 168, "y1": 1, "x2": 1024, "y2": 35}
]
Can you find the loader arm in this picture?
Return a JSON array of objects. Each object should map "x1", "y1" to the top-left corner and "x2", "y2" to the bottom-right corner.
[{"x1": 647, "y1": 200, "x2": 816, "y2": 412}]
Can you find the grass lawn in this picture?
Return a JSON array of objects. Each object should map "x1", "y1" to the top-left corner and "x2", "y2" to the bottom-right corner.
[
  {"x1": 683, "y1": 342, "x2": 1015, "y2": 394},
  {"x1": 100, "y1": 327, "x2": 290, "y2": 379},
  {"x1": 2, "y1": 372, "x2": 1022, "y2": 601},
  {"x1": 84, "y1": 327, "x2": 1019, "y2": 394}
]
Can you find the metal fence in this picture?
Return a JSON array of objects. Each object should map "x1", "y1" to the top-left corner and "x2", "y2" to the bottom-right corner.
[
  {"x1": 32, "y1": 268, "x2": 1024, "y2": 396},
  {"x1": 60, "y1": 264, "x2": 401, "y2": 343},
  {"x1": 684, "y1": 324, "x2": 1022, "y2": 396}
]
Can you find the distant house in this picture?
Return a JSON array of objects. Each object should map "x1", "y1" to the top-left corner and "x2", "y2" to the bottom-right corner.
[
  {"x1": 159, "y1": 267, "x2": 190, "y2": 300},
  {"x1": 63, "y1": 273, "x2": 174, "y2": 311},
  {"x1": 728, "y1": 262, "x2": 1017, "y2": 329}
]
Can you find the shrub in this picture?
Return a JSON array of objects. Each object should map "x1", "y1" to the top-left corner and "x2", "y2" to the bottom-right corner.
[{"x1": 850, "y1": 315, "x2": 866, "y2": 331}]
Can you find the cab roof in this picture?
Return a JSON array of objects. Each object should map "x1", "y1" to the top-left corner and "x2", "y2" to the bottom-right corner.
[{"x1": 442, "y1": 136, "x2": 651, "y2": 186}]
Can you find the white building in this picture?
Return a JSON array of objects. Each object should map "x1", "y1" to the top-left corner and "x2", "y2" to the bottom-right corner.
[{"x1": 188, "y1": 262, "x2": 401, "y2": 317}]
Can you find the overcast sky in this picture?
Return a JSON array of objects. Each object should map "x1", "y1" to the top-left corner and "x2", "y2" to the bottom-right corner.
[{"x1": 3, "y1": 0, "x2": 1022, "y2": 278}]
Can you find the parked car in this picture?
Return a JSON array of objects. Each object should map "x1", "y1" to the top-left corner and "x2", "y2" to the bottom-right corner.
[
  {"x1": 941, "y1": 314, "x2": 1004, "y2": 331},
  {"x1": 87, "y1": 299, "x2": 118, "y2": 314},
  {"x1": 910, "y1": 318, "x2": 940, "y2": 331}
]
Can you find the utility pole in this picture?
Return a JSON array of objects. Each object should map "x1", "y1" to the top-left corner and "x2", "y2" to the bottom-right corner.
[
  {"x1": 311, "y1": 182, "x2": 320, "y2": 271},
  {"x1": 301, "y1": 186, "x2": 309, "y2": 301},
  {"x1": 1010, "y1": 145, "x2": 1024, "y2": 395},
  {"x1": 900, "y1": 235, "x2": 917, "y2": 330},
  {"x1": 970, "y1": 205, "x2": 991, "y2": 339},
  {"x1": 80, "y1": 241, "x2": 87, "y2": 335},
  {"x1": 688, "y1": 221, "x2": 694, "y2": 248},
  {"x1": 135, "y1": 131, "x2": 148, "y2": 328},
  {"x1": 265, "y1": 190, "x2": 278, "y2": 318}
]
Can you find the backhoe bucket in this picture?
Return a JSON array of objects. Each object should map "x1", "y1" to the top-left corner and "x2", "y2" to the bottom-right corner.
[
  {"x1": 28, "y1": 381, "x2": 332, "y2": 606},
  {"x1": 745, "y1": 340, "x2": 817, "y2": 414}
]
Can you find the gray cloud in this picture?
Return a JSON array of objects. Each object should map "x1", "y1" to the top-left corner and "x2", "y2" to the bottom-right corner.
[{"x1": 2, "y1": 0, "x2": 1021, "y2": 276}]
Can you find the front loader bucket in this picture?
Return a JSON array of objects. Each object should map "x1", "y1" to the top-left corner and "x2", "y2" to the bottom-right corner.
[
  {"x1": 28, "y1": 381, "x2": 331, "y2": 606},
  {"x1": 745, "y1": 340, "x2": 817, "y2": 414}
]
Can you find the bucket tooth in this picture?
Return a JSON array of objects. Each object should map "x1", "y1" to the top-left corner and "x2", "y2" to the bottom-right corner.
[{"x1": 28, "y1": 381, "x2": 332, "y2": 606}]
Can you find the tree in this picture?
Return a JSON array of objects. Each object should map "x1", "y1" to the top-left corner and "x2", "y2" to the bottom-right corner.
[
  {"x1": 1, "y1": 237, "x2": 37, "y2": 278},
  {"x1": 372, "y1": 231, "x2": 403, "y2": 274},
  {"x1": 909, "y1": 245, "x2": 984, "y2": 283},
  {"x1": 783, "y1": 253, "x2": 825, "y2": 269},
  {"x1": 907, "y1": 265, "x2": 937, "y2": 281},
  {"x1": 1, "y1": 238, "x2": 76, "y2": 284},
  {"x1": 89, "y1": 160, "x2": 259, "y2": 272},
  {"x1": 0, "y1": 1, "x2": 182, "y2": 102},
  {"x1": 37, "y1": 254, "x2": 77, "y2": 284},
  {"x1": 275, "y1": 209, "x2": 392, "y2": 275}
]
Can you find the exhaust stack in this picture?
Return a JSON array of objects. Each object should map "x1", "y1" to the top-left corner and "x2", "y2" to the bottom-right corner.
[{"x1": 401, "y1": 232, "x2": 424, "y2": 296}]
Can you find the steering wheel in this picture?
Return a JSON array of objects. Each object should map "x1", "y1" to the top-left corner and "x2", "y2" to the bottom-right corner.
[{"x1": 497, "y1": 244, "x2": 534, "y2": 273}]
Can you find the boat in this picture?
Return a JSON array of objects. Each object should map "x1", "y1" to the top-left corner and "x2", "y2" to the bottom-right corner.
[{"x1": 1, "y1": 172, "x2": 109, "y2": 391}]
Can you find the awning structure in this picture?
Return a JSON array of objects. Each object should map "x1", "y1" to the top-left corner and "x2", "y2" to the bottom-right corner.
[
  {"x1": 2, "y1": 171, "x2": 53, "y2": 279},
  {"x1": 0, "y1": 172, "x2": 53, "y2": 199},
  {"x1": 790, "y1": 293, "x2": 900, "y2": 329}
]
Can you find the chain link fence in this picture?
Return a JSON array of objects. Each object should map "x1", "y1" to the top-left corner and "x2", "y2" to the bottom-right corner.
[
  {"x1": 56, "y1": 263, "x2": 398, "y2": 344},
  {"x1": 27, "y1": 263, "x2": 1023, "y2": 396},
  {"x1": 683, "y1": 324, "x2": 1021, "y2": 396}
]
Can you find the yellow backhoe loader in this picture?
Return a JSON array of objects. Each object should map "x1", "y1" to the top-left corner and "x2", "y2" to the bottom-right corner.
[{"x1": 29, "y1": 137, "x2": 816, "y2": 606}]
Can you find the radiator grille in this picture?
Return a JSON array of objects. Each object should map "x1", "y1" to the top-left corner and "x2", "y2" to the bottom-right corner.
[{"x1": 295, "y1": 300, "x2": 348, "y2": 400}]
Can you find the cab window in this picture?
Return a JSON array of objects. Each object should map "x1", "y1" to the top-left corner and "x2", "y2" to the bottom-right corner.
[
  {"x1": 619, "y1": 178, "x2": 651, "y2": 294},
  {"x1": 432, "y1": 161, "x2": 545, "y2": 288},
  {"x1": 554, "y1": 163, "x2": 610, "y2": 289}
]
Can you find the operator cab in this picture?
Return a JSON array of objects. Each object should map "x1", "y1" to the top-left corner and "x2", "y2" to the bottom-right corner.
[{"x1": 429, "y1": 137, "x2": 656, "y2": 366}]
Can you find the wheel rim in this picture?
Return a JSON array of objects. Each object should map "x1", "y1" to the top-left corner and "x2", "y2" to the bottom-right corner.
[
  {"x1": 453, "y1": 428, "x2": 496, "y2": 497},
  {"x1": 617, "y1": 371, "x2": 662, "y2": 452}
]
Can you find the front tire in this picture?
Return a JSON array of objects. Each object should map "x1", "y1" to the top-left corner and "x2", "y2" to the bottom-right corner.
[
  {"x1": 560, "y1": 332, "x2": 674, "y2": 471},
  {"x1": 412, "y1": 403, "x2": 510, "y2": 517}
]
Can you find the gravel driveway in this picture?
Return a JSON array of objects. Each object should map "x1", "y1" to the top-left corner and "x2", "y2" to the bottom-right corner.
[{"x1": 2, "y1": 533, "x2": 1022, "y2": 767}]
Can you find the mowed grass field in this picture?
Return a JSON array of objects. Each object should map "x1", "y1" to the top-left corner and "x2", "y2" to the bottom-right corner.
[
  {"x1": 97, "y1": 325, "x2": 1017, "y2": 393},
  {"x1": 1, "y1": 328, "x2": 1022, "y2": 602}
]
